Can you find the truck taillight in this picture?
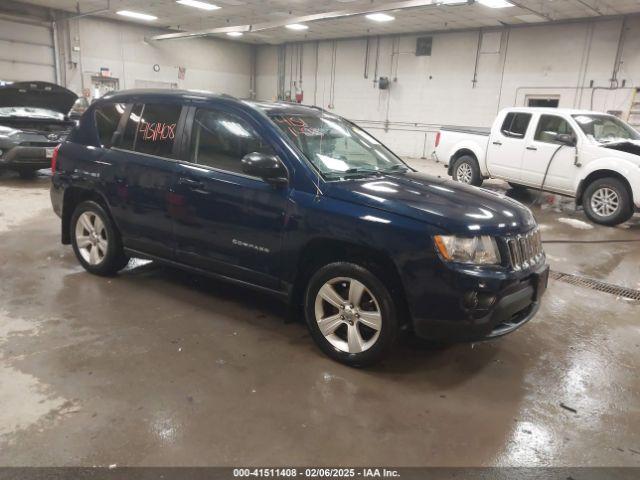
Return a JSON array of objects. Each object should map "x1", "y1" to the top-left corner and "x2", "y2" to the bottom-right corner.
[
  {"x1": 435, "y1": 131, "x2": 441, "y2": 148},
  {"x1": 51, "y1": 144, "x2": 61, "y2": 173}
]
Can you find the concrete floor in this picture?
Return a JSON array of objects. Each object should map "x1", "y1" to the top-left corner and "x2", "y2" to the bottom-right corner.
[{"x1": 0, "y1": 162, "x2": 639, "y2": 467}]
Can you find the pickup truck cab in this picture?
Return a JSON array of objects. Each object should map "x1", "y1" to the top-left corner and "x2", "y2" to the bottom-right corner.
[
  {"x1": 51, "y1": 90, "x2": 549, "y2": 366},
  {"x1": 435, "y1": 107, "x2": 640, "y2": 226}
]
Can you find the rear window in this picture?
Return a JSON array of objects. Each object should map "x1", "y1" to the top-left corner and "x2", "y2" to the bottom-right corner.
[
  {"x1": 95, "y1": 103, "x2": 125, "y2": 148},
  {"x1": 118, "y1": 103, "x2": 181, "y2": 158},
  {"x1": 501, "y1": 112, "x2": 532, "y2": 139}
]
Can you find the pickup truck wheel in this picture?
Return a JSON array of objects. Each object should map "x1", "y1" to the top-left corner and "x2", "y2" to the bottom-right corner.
[
  {"x1": 71, "y1": 201, "x2": 129, "y2": 276},
  {"x1": 583, "y1": 178, "x2": 633, "y2": 226},
  {"x1": 304, "y1": 262, "x2": 398, "y2": 367},
  {"x1": 452, "y1": 156, "x2": 483, "y2": 186}
]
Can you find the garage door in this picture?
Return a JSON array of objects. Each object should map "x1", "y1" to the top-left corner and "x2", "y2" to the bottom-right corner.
[{"x1": 0, "y1": 18, "x2": 55, "y2": 83}]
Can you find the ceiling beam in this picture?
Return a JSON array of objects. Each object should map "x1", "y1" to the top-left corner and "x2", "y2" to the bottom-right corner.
[{"x1": 149, "y1": 0, "x2": 470, "y2": 41}]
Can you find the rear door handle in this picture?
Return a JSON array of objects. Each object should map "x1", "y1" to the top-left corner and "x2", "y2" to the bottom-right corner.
[
  {"x1": 178, "y1": 177, "x2": 204, "y2": 189},
  {"x1": 492, "y1": 141, "x2": 502, "y2": 146},
  {"x1": 526, "y1": 146, "x2": 537, "y2": 151}
]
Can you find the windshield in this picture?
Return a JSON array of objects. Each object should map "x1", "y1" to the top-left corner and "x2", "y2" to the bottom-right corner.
[
  {"x1": 270, "y1": 113, "x2": 408, "y2": 179},
  {"x1": 0, "y1": 106, "x2": 64, "y2": 120},
  {"x1": 572, "y1": 114, "x2": 640, "y2": 143}
]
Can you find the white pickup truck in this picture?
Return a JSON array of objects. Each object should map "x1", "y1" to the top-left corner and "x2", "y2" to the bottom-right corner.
[{"x1": 434, "y1": 107, "x2": 640, "y2": 226}]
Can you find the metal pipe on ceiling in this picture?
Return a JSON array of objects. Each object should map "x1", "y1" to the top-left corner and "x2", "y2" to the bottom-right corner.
[{"x1": 149, "y1": 0, "x2": 454, "y2": 41}]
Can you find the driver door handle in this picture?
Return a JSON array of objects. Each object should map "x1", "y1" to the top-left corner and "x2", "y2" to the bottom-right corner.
[
  {"x1": 178, "y1": 177, "x2": 204, "y2": 189},
  {"x1": 526, "y1": 146, "x2": 538, "y2": 151},
  {"x1": 492, "y1": 141, "x2": 502, "y2": 146}
]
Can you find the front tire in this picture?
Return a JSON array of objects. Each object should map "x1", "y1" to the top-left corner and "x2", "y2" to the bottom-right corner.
[
  {"x1": 70, "y1": 201, "x2": 129, "y2": 276},
  {"x1": 582, "y1": 177, "x2": 633, "y2": 226},
  {"x1": 304, "y1": 262, "x2": 398, "y2": 367},
  {"x1": 452, "y1": 155, "x2": 483, "y2": 186}
]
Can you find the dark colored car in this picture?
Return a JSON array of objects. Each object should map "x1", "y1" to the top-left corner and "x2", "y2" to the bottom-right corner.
[
  {"x1": 0, "y1": 81, "x2": 77, "y2": 178},
  {"x1": 50, "y1": 89, "x2": 549, "y2": 366}
]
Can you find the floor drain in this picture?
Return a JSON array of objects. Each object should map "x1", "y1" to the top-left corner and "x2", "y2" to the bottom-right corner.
[{"x1": 549, "y1": 271, "x2": 640, "y2": 302}]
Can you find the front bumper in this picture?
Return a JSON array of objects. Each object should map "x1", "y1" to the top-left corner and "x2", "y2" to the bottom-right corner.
[
  {"x1": 410, "y1": 261, "x2": 549, "y2": 342},
  {"x1": 0, "y1": 145, "x2": 56, "y2": 170}
]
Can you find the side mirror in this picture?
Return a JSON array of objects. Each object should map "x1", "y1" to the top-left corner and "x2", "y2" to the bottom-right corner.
[
  {"x1": 555, "y1": 133, "x2": 576, "y2": 146},
  {"x1": 241, "y1": 152, "x2": 288, "y2": 185}
]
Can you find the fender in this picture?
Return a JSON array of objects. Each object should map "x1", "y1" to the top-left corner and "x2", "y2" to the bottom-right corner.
[
  {"x1": 445, "y1": 140, "x2": 488, "y2": 177},
  {"x1": 574, "y1": 157, "x2": 640, "y2": 208}
]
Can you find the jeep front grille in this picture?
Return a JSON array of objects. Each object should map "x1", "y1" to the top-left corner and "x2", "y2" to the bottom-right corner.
[{"x1": 504, "y1": 228, "x2": 544, "y2": 271}]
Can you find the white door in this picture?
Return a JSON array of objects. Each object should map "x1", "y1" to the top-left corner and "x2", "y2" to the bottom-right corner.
[
  {"x1": 485, "y1": 112, "x2": 532, "y2": 182},
  {"x1": 0, "y1": 18, "x2": 56, "y2": 83},
  {"x1": 520, "y1": 114, "x2": 578, "y2": 194}
]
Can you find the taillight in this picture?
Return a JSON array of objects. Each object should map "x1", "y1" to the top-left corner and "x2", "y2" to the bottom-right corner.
[
  {"x1": 51, "y1": 144, "x2": 61, "y2": 173},
  {"x1": 435, "y1": 131, "x2": 441, "y2": 148}
]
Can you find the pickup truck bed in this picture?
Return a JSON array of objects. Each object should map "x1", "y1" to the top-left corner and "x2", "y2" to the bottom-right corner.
[{"x1": 440, "y1": 126, "x2": 490, "y2": 136}]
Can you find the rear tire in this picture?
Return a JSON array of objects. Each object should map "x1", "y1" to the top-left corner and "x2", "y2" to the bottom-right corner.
[
  {"x1": 452, "y1": 155, "x2": 483, "y2": 186},
  {"x1": 70, "y1": 201, "x2": 129, "y2": 276},
  {"x1": 582, "y1": 177, "x2": 633, "y2": 226},
  {"x1": 18, "y1": 169, "x2": 38, "y2": 179},
  {"x1": 304, "y1": 262, "x2": 398, "y2": 367}
]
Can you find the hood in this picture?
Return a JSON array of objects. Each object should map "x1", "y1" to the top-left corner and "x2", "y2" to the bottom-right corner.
[
  {"x1": 0, "y1": 82, "x2": 78, "y2": 114},
  {"x1": 325, "y1": 172, "x2": 537, "y2": 236},
  {"x1": 601, "y1": 139, "x2": 640, "y2": 158}
]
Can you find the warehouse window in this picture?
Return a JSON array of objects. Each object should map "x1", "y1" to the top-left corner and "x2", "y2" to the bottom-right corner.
[
  {"x1": 95, "y1": 103, "x2": 125, "y2": 148},
  {"x1": 190, "y1": 109, "x2": 274, "y2": 175},
  {"x1": 501, "y1": 112, "x2": 532, "y2": 139}
]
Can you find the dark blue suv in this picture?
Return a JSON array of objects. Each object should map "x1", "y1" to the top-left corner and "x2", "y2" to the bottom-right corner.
[{"x1": 51, "y1": 89, "x2": 549, "y2": 366}]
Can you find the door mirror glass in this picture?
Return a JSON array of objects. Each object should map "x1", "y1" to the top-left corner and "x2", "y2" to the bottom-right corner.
[
  {"x1": 241, "y1": 152, "x2": 288, "y2": 185},
  {"x1": 555, "y1": 133, "x2": 576, "y2": 146}
]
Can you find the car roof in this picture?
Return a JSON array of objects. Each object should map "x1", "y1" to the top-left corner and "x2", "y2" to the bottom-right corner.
[{"x1": 99, "y1": 89, "x2": 324, "y2": 117}]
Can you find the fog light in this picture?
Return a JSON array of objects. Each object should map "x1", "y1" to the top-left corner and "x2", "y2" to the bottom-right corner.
[
  {"x1": 463, "y1": 291, "x2": 479, "y2": 309},
  {"x1": 477, "y1": 293, "x2": 498, "y2": 309}
]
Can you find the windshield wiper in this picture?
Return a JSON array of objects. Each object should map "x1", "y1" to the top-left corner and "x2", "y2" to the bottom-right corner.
[{"x1": 344, "y1": 168, "x2": 383, "y2": 175}]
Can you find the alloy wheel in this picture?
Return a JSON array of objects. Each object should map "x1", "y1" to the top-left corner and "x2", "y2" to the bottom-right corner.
[
  {"x1": 75, "y1": 211, "x2": 108, "y2": 266},
  {"x1": 456, "y1": 163, "x2": 473, "y2": 184},
  {"x1": 590, "y1": 187, "x2": 620, "y2": 218},
  {"x1": 314, "y1": 277, "x2": 382, "y2": 354}
]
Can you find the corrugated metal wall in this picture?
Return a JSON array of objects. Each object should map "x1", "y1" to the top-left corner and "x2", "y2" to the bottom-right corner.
[{"x1": 0, "y1": 17, "x2": 55, "y2": 83}]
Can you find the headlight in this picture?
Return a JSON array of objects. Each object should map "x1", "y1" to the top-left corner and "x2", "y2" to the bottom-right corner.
[
  {"x1": 434, "y1": 235, "x2": 501, "y2": 265},
  {"x1": 0, "y1": 125, "x2": 19, "y2": 138}
]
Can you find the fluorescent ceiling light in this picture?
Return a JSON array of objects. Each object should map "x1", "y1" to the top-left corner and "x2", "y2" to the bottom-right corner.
[
  {"x1": 366, "y1": 13, "x2": 395, "y2": 22},
  {"x1": 477, "y1": 0, "x2": 514, "y2": 8},
  {"x1": 226, "y1": 31, "x2": 244, "y2": 37},
  {"x1": 439, "y1": 0, "x2": 468, "y2": 4},
  {"x1": 285, "y1": 23, "x2": 309, "y2": 30},
  {"x1": 176, "y1": 0, "x2": 221, "y2": 10},
  {"x1": 116, "y1": 10, "x2": 158, "y2": 21}
]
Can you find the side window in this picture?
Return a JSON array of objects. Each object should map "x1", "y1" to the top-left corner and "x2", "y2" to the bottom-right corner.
[
  {"x1": 500, "y1": 112, "x2": 531, "y2": 139},
  {"x1": 190, "y1": 109, "x2": 274, "y2": 174},
  {"x1": 535, "y1": 115, "x2": 574, "y2": 144},
  {"x1": 135, "y1": 103, "x2": 181, "y2": 158},
  {"x1": 500, "y1": 113, "x2": 515, "y2": 136},
  {"x1": 119, "y1": 103, "x2": 144, "y2": 151},
  {"x1": 94, "y1": 103, "x2": 125, "y2": 148}
]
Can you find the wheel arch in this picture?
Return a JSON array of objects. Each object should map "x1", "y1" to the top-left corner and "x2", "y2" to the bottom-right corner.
[
  {"x1": 290, "y1": 238, "x2": 411, "y2": 326},
  {"x1": 61, "y1": 187, "x2": 114, "y2": 244},
  {"x1": 447, "y1": 149, "x2": 479, "y2": 176},
  {"x1": 575, "y1": 169, "x2": 634, "y2": 207}
]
